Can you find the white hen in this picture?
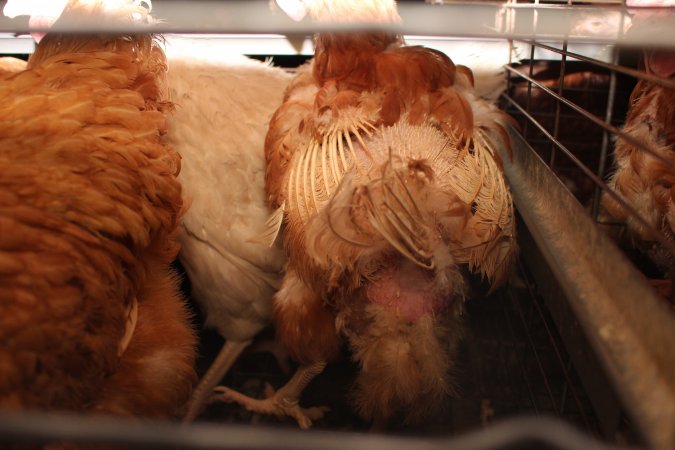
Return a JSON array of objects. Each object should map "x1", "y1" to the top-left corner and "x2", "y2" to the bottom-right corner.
[{"x1": 163, "y1": 37, "x2": 292, "y2": 422}]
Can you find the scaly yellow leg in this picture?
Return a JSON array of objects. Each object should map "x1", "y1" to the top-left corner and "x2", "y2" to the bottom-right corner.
[{"x1": 210, "y1": 361, "x2": 328, "y2": 429}]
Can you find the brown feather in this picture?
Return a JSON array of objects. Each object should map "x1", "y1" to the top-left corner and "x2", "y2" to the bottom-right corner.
[
  {"x1": 0, "y1": 0, "x2": 196, "y2": 422},
  {"x1": 605, "y1": 78, "x2": 675, "y2": 245},
  {"x1": 264, "y1": 0, "x2": 516, "y2": 427},
  {"x1": 273, "y1": 269, "x2": 342, "y2": 365}
]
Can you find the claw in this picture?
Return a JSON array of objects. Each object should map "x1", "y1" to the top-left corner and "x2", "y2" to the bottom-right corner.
[
  {"x1": 209, "y1": 362, "x2": 328, "y2": 429},
  {"x1": 263, "y1": 382, "x2": 276, "y2": 399},
  {"x1": 210, "y1": 384, "x2": 328, "y2": 430},
  {"x1": 298, "y1": 405, "x2": 331, "y2": 428}
]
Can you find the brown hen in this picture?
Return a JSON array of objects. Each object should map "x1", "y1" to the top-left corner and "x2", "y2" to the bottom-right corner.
[
  {"x1": 604, "y1": 49, "x2": 675, "y2": 302},
  {"x1": 0, "y1": 0, "x2": 196, "y2": 426},
  {"x1": 210, "y1": 0, "x2": 516, "y2": 429}
]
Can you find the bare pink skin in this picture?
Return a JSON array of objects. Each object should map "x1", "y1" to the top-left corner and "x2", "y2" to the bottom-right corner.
[
  {"x1": 624, "y1": 0, "x2": 675, "y2": 78},
  {"x1": 28, "y1": 15, "x2": 53, "y2": 43},
  {"x1": 645, "y1": 49, "x2": 675, "y2": 78},
  {"x1": 365, "y1": 262, "x2": 448, "y2": 323}
]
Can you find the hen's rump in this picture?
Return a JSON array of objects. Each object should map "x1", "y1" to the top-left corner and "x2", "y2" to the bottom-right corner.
[{"x1": 0, "y1": 0, "x2": 195, "y2": 419}]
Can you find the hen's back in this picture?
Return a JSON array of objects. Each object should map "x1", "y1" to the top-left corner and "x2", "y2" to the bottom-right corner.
[
  {"x1": 0, "y1": 1, "x2": 189, "y2": 414},
  {"x1": 165, "y1": 39, "x2": 291, "y2": 340}
]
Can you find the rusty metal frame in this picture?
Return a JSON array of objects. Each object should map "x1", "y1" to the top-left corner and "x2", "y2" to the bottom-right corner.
[{"x1": 498, "y1": 128, "x2": 675, "y2": 450}]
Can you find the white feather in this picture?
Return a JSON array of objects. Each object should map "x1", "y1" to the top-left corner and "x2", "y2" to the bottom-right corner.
[{"x1": 164, "y1": 36, "x2": 292, "y2": 341}]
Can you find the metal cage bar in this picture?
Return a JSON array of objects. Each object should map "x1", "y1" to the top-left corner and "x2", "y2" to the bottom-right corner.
[
  {"x1": 500, "y1": 89, "x2": 675, "y2": 260},
  {"x1": 0, "y1": 412, "x2": 645, "y2": 450},
  {"x1": 496, "y1": 127, "x2": 675, "y2": 450},
  {"x1": 0, "y1": 1, "x2": 673, "y2": 46},
  {"x1": 517, "y1": 40, "x2": 675, "y2": 90},
  {"x1": 503, "y1": 63, "x2": 675, "y2": 172}
]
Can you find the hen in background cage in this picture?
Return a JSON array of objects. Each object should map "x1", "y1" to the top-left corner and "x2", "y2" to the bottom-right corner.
[
  {"x1": 495, "y1": 2, "x2": 675, "y2": 450},
  {"x1": 0, "y1": 0, "x2": 674, "y2": 449}
]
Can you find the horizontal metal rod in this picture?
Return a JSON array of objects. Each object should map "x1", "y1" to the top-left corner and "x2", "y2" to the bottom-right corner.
[
  {"x1": 0, "y1": 1, "x2": 674, "y2": 46},
  {"x1": 0, "y1": 412, "x2": 642, "y2": 450},
  {"x1": 501, "y1": 92, "x2": 675, "y2": 259},
  {"x1": 504, "y1": 64, "x2": 675, "y2": 173},
  {"x1": 508, "y1": 110, "x2": 618, "y2": 120},
  {"x1": 518, "y1": 39, "x2": 675, "y2": 91}
]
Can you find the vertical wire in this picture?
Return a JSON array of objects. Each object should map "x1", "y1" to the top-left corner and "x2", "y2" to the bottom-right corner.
[
  {"x1": 507, "y1": 41, "x2": 514, "y2": 96},
  {"x1": 523, "y1": 45, "x2": 537, "y2": 140},
  {"x1": 559, "y1": 359, "x2": 572, "y2": 417},
  {"x1": 591, "y1": 46, "x2": 619, "y2": 220},
  {"x1": 503, "y1": 288, "x2": 541, "y2": 414},
  {"x1": 506, "y1": 7, "x2": 515, "y2": 113},
  {"x1": 509, "y1": 285, "x2": 559, "y2": 415},
  {"x1": 522, "y1": 0, "x2": 539, "y2": 139},
  {"x1": 549, "y1": 40, "x2": 569, "y2": 170}
]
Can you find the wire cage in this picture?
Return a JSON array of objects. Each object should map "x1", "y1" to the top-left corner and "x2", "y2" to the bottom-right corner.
[
  {"x1": 0, "y1": 1, "x2": 674, "y2": 449},
  {"x1": 495, "y1": 4, "x2": 675, "y2": 450}
]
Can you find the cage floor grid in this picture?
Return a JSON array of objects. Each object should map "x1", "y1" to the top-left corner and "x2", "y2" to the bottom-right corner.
[{"x1": 183, "y1": 258, "x2": 605, "y2": 441}]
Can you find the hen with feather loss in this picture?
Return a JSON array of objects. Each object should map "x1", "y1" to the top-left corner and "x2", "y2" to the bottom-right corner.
[{"x1": 203, "y1": 0, "x2": 517, "y2": 429}]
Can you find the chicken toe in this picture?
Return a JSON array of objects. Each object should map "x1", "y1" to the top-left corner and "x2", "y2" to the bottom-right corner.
[
  {"x1": 210, "y1": 385, "x2": 329, "y2": 429},
  {"x1": 209, "y1": 361, "x2": 328, "y2": 429}
]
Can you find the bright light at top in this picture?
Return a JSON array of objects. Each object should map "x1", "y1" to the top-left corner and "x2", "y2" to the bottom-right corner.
[
  {"x1": 2, "y1": 0, "x2": 152, "y2": 20},
  {"x1": 275, "y1": 0, "x2": 310, "y2": 22},
  {"x1": 3, "y1": 0, "x2": 68, "y2": 19}
]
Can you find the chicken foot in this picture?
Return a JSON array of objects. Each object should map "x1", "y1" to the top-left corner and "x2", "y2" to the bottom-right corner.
[
  {"x1": 183, "y1": 339, "x2": 252, "y2": 423},
  {"x1": 210, "y1": 360, "x2": 328, "y2": 429}
]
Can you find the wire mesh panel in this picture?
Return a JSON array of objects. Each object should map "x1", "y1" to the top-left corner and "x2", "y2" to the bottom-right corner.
[
  {"x1": 186, "y1": 260, "x2": 608, "y2": 438},
  {"x1": 493, "y1": 4, "x2": 675, "y2": 448},
  {"x1": 416, "y1": 2, "x2": 675, "y2": 448},
  {"x1": 500, "y1": 1, "x2": 675, "y2": 302}
]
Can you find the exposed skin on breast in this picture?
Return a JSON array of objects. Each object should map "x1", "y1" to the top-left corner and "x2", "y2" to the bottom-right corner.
[{"x1": 365, "y1": 261, "x2": 449, "y2": 323}]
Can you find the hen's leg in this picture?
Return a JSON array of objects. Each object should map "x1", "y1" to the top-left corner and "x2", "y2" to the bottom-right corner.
[
  {"x1": 208, "y1": 268, "x2": 338, "y2": 428},
  {"x1": 182, "y1": 339, "x2": 251, "y2": 423},
  {"x1": 210, "y1": 361, "x2": 328, "y2": 429}
]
